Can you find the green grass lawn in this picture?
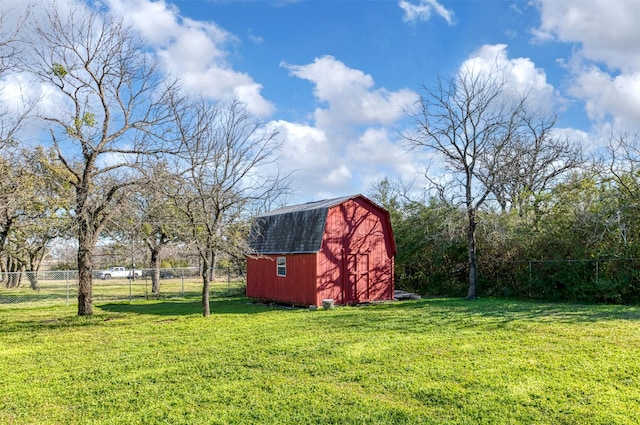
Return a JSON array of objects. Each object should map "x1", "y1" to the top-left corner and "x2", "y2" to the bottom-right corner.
[{"x1": 1, "y1": 298, "x2": 639, "y2": 424}]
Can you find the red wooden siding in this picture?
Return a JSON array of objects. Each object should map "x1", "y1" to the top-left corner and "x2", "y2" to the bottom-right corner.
[
  {"x1": 246, "y1": 253, "x2": 318, "y2": 305},
  {"x1": 316, "y1": 198, "x2": 395, "y2": 305},
  {"x1": 246, "y1": 195, "x2": 395, "y2": 306}
]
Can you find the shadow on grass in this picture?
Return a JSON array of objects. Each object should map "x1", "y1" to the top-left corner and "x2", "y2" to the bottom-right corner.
[
  {"x1": 0, "y1": 298, "x2": 271, "y2": 334},
  {"x1": 98, "y1": 297, "x2": 269, "y2": 316},
  {"x1": 305, "y1": 298, "x2": 640, "y2": 335},
  {"x1": 389, "y1": 297, "x2": 640, "y2": 323},
  {"x1": 3, "y1": 296, "x2": 636, "y2": 337}
]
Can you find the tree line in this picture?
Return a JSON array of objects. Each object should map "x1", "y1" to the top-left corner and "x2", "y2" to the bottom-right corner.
[{"x1": 370, "y1": 66, "x2": 640, "y2": 303}]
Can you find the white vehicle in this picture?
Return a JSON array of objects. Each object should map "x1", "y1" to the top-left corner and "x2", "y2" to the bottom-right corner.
[{"x1": 97, "y1": 266, "x2": 142, "y2": 280}]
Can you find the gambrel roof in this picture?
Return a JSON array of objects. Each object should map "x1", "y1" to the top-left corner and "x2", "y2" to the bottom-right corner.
[{"x1": 248, "y1": 195, "x2": 361, "y2": 254}]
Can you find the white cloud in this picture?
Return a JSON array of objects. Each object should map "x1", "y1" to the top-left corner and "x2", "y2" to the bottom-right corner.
[
  {"x1": 266, "y1": 120, "x2": 356, "y2": 196},
  {"x1": 552, "y1": 127, "x2": 591, "y2": 147},
  {"x1": 271, "y1": 56, "x2": 425, "y2": 199},
  {"x1": 282, "y1": 55, "x2": 418, "y2": 132},
  {"x1": 107, "y1": 0, "x2": 275, "y2": 117},
  {"x1": 268, "y1": 120, "x2": 330, "y2": 171},
  {"x1": 107, "y1": 0, "x2": 183, "y2": 45},
  {"x1": 247, "y1": 28, "x2": 264, "y2": 44},
  {"x1": 569, "y1": 66, "x2": 640, "y2": 130},
  {"x1": 535, "y1": 0, "x2": 640, "y2": 72},
  {"x1": 535, "y1": 0, "x2": 640, "y2": 134},
  {"x1": 399, "y1": 0, "x2": 455, "y2": 25},
  {"x1": 267, "y1": 121, "x2": 422, "y2": 200},
  {"x1": 0, "y1": 0, "x2": 90, "y2": 146},
  {"x1": 461, "y1": 44, "x2": 557, "y2": 115},
  {"x1": 324, "y1": 165, "x2": 352, "y2": 187},
  {"x1": 2, "y1": 73, "x2": 68, "y2": 124},
  {"x1": 0, "y1": 0, "x2": 277, "y2": 149},
  {"x1": 347, "y1": 128, "x2": 428, "y2": 188},
  {"x1": 346, "y1": 128, "x2": 418, "y2": 176},
  {"x1": 347, "y1": 128, "x2": 397, "y2": 164}
]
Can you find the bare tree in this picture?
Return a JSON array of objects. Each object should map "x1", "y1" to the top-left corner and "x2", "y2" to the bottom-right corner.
[
  {"x1": 601, "y1": 132, "x2": 640, "y2": 249},
  {"x1": 606, "y1": 132, "x2": 640, "y2": 201},
  {"x1": 482, "y1": 115, "x2": 583, "y2": 221},
  {"x1": 404, "y1": 64, "x2": 571, "y2": 299},
  {"x1": 27, "y1": 4, "x2": 176, "y2": 315},
  {"x1": 167, "y1": 97, "x2": 288, "y2": 316}
]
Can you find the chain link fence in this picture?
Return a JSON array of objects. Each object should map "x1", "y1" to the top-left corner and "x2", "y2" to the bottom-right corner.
[
  {"x1": 0, "y1": 267, "x2": 246, "y2": 308},
  {"x1": 481, "y1": 258, "x2": 640, "y2": 304}
]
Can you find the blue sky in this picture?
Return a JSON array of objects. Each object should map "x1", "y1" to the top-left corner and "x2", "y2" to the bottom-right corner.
[
  {"x1": 166, "y1": 1, "x2": 579, "y2": 122},
  {"x1": 3, "y1": 0, "x2": 640, "y2": 203}
]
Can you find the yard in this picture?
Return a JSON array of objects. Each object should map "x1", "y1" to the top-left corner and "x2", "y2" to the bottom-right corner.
[
  {"x1": 0, "y1": 272, "x2": 245, "y2": 307},
  {"x1": 1, "y1": 297, "x2": 639, "y2": 424}
]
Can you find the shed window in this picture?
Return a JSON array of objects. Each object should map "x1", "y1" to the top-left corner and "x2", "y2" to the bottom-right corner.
[{"x1": 276, "y1": 257, "x2": 286, "y2": 277}]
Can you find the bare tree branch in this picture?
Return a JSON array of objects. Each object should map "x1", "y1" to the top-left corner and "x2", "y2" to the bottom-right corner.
[
  {"x1": 164, "y1": 96, "x2": 290, "y2": 316},
  {"x1": 27, "y1": 3, "x2": 179, "y2": 316}
]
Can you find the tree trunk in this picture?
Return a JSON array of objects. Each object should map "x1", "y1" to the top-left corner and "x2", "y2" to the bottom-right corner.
[
  {"x1": 201, "y1": 259, "x2": 211, "y2": 317},
  {"x1": 466, "y1": 207, "x2": 479, "y2": 300},
  {"x1": 77, "y1": 234, "x2": 94, "y2": 316},
  {"x1": 0, "y1": 215, "x2": 14, "y2": 261},
  {"x1": 6, "y1": 272, "x2": 19, "y2": 288},
  {"x1": 209, "y1": 248, "x2": 216, "y2": 282},
  {"x1": 150, "y1": 246, "x2": 161, "y2": 297},
  {"x1": 5, "y1": 257, "x2": 21, "y2": 288},
  {"x1": 0, "y1": 229, "x2": 9, "y2": 260},
  {"x1": 27, "y1": 247, "x2": 46, "y2": 291},
  {"x1": 27, "y1": 271, "x2": 39, "y2": 290},
  {"x1": 201, "y1": 250, "x2": 217, "y2": 317}
]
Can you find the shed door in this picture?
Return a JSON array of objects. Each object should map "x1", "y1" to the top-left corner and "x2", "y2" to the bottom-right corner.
[{"x1": 347, "y1": 253, "x2": 370, "y2": 303}]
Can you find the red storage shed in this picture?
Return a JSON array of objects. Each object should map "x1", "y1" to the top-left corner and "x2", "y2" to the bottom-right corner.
[{"x1": 246, "y1": 194, "x2": 396, "y2": 306}]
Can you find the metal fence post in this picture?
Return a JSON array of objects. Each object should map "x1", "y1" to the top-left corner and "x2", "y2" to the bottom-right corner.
[{"x1": 66, "y1": 270, "x2": 69, "y2": 306}]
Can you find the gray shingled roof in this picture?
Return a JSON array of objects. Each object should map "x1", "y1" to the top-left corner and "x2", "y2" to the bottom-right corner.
[{"x1": 248, "y1": 195, "x2": 357, "y2": 254}]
